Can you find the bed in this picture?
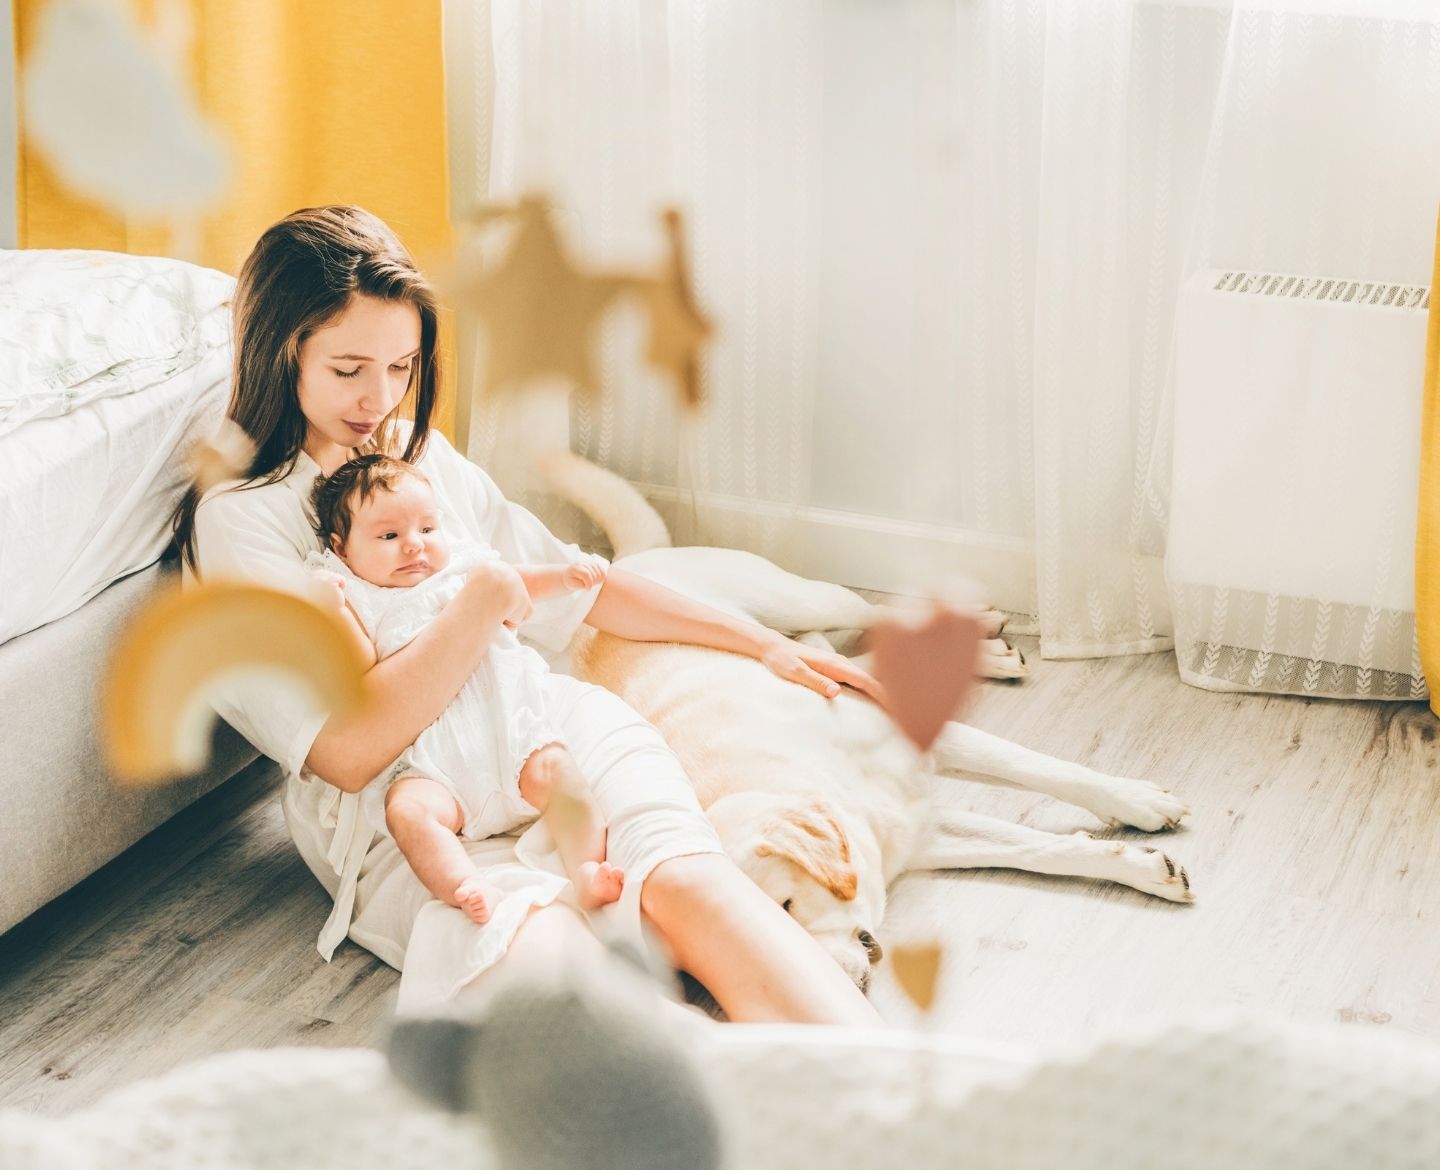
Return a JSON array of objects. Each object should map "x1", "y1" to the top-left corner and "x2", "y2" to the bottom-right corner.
[{"x1": 0, "y1": 247, "x2": 260, "y2": 935}]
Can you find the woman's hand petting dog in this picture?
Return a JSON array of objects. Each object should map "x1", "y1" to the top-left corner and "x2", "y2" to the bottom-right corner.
[{"x1": 758, "y1": 633, "x2": 887, "y2": 705}]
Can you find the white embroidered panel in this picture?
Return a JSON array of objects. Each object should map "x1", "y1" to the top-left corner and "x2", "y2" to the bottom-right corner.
[{"x1": 1169, "y1": 270, "x2": 1428, "y2": 699}]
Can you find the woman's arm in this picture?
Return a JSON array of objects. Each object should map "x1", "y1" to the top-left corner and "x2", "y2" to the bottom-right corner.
[
  {"x1": 584, "y1": 567, "x2": 885, "y2": 703},
  {"x1": 306, "y1": 561, "x2": 530, "y2": 791},
  {"x1": 423, "y1": 432, "x2": 881, "y2": 700}
]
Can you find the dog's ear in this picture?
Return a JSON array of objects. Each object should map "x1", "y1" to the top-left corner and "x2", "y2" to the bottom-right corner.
[{"x1": 756, "y1": 800, "x2": 858, "y2": 902}]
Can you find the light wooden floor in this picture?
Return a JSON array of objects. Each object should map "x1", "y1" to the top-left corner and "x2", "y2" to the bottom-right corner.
[
  {"x1": 3, "y1": 639, "x2": 1437, "y2": 1114},
  {"x1": 870, "y1": 639, "x2": 1440, "y2": 1047}
]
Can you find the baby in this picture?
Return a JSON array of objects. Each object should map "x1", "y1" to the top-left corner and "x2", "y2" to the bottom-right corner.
[{"x1": 307, "y1": 453, "x2": 623, "y2": 924}]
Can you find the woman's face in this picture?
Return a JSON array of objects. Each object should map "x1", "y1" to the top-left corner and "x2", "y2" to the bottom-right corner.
[{"x1": 297, "y1": 295, "x2": 422, "y2": 473}]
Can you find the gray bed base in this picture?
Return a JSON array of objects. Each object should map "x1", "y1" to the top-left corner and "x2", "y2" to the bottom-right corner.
[{"x1": 0, "y1": 562, "x2": 258, "y2": 935}]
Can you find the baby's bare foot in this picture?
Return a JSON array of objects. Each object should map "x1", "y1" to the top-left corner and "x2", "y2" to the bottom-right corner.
[
  {"x1": 454, "y1": 876, "x2": 505, "y2": 924},
  {"x1": 577, "y1": 861, "x2": 624, "y2": 910}
]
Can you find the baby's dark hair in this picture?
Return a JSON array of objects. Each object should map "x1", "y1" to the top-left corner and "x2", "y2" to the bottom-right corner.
[{"x1": 311, "y1": 453, "x2": 429, "y2": 550}]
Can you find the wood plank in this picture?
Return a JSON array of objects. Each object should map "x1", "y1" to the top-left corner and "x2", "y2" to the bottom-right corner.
[
  {"x1": 0, "y1": 763, "x2": 396, "y2": 1115},
  {"x1": 870, "y1": 636, "x2": 1440, "y2": 1046}
]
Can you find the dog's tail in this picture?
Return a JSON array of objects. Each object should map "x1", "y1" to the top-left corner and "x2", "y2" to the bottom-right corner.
[{"x1": 535, "y1": 448, "x2": 672, "y2": 559}]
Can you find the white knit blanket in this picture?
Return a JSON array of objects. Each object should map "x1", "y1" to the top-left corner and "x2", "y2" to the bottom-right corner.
[{"x1": 4, "y1": 1018, "x2": 1438, "y2": 1170}]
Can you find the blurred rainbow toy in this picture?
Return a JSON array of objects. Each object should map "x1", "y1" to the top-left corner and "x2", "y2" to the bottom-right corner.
[
  {"x1": 102, "y1": 583, "x2": 369, "y2": 786},
  {"x1": 101, "y1": 424, "x2": 367, "y2": 786}
]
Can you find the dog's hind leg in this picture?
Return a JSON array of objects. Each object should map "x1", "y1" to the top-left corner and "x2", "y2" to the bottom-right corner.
[
  {"x1": 851, "y1": 631, "x2": 1025, "y2": 680},
  {"x1": 929, "y1": 722, "x2": 1189, "y2": 832},
  {"x1": 910, "y1": 807, "x2": 1194, "y2": 903},
  {"x1": 620, "y1": 546, "x2": 879, "y2": 634},
  {"x1": 621, "y1": 547, "x2": 1023, "y2": 674},
  {"x1": 973, "y1": 638, "x2": 1027, "y2": 680}
]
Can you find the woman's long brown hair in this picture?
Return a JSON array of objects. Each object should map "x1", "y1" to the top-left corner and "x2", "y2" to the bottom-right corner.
[{"x1": 173, "y1": 205, "x2": 441, "y2": 573}]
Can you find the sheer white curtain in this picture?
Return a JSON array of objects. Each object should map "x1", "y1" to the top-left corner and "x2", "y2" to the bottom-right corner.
[
  {"x1": 444, "y1": 0, "x2": 826, "y2": 559},
  {"x1": 443, "y1": 0, "x2": 1440, "y2": 700}
]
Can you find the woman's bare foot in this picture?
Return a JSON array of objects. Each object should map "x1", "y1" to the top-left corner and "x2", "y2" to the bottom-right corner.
[
  {"x1": 576, "y1": 861, "x2": 625, "y2": 910},
  {"x1": 454, "y1": 875, "x2": 506, "y2": 924}
]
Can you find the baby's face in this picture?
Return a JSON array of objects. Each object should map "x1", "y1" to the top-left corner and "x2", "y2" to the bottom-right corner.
[{"x1": 334, "y1": 474, "x2": 451, "y2": 587}]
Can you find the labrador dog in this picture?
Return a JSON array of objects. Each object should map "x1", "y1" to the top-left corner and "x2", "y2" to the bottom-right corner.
[{"x1": 541, "y1": 452, "x2": 1193, "y2": 990}]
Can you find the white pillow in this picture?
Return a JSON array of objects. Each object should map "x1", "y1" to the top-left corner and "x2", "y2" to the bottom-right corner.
[{"x1": 0, "y1": 248, "x2": 234, "y2": 439}]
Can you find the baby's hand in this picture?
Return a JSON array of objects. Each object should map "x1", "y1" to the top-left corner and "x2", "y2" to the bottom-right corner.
[
  {"x1": 310, "y1": 570, "x2": 347, "y2": 611},
  {"x1": 563, "y1": 560, "x2": 608, "y2": 593}
]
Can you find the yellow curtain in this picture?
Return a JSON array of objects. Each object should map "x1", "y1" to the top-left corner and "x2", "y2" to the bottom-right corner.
[
  {"x1": 1420, "y1": 206, "x2": 1440, "y2": 716},
  {"x1": 13, "y1": 0, "x2": 456, "y2": 437}
]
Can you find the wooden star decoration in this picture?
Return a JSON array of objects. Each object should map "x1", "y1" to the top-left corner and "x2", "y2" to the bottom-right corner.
[
  {"x1": 636, "y1": 209, "x2": 712, "y2": 409},
  {"x1": 462, "y1": 196, "x2": 625, "y2": 403},
  {"x1": 187, "y1": 418, "x2": 255, "y2": 492}
]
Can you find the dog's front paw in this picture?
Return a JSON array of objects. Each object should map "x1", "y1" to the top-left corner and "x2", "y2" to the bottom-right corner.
[
  {"x1": 1106, "y1": 840, "x2": 1195, "y2": 903},
  {"x1": 1089, "y1": 778, "x2": 1189, "y2": 832}
]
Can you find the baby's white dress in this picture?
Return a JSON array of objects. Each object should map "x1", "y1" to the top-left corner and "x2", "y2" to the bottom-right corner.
[{"x1": 305, "y1": 540, "x2": 568, "y2": 843}]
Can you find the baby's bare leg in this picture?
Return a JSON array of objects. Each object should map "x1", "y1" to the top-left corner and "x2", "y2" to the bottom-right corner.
[
  {"x1": 385, "y1": 775, "x2": 504, "y2": 924},
  {"x1": 519, "y1": 744, "x2": 624, "y2": 911}
]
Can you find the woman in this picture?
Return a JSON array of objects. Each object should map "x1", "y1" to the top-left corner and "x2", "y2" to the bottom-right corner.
[{"x1": 175, "y1": 205, "x2": 882, "y2": 1024}]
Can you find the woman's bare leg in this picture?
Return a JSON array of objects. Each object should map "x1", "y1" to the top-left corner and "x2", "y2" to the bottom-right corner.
[
  {"x1": 455, "y1": 901, "x2": 605, "y2": 1007},
  {"x1": 640, "y1": 853, "x2": 882, "y2": 1026},
  {"x1": 450, "y1": 861, "x2": 877, "y2": 1027},
  {"x1": 454, "y1": 902, "x2": 709, "y2": 1031}
]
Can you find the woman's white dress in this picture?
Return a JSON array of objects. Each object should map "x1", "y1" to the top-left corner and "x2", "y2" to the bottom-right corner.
[
  {"x1": 305, "y1": 541, "x2": 569, "y2": 844},
  {"x1": 188, "y1": 429, "x2": 722, "y2": 1013}
]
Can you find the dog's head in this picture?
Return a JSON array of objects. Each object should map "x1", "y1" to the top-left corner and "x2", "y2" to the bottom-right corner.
[{"x1": 706, "y1": 791, "x2": 887, "y2": 991}]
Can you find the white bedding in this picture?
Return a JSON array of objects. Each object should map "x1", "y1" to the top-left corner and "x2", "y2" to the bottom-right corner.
[
  {"x1": 0, "y1": 341, "x2": 231, "y2": 643},
  {"x1": 0, "y1": 248, "x2": 236, "y2": 643},
  {"x1": 0, "y1": 249, "x2": 232, "y2": 438}
]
